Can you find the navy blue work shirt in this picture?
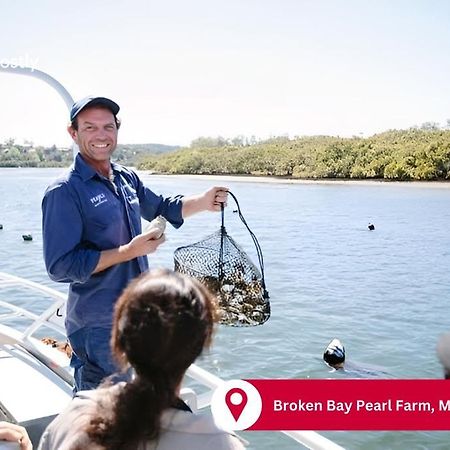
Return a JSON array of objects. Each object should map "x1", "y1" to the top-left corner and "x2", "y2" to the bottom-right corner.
[{"x1": 42, "y1": 153, "x2": 184, "y2": 335}]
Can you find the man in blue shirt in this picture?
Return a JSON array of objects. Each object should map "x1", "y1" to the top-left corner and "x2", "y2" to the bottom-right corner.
[{"x1": 42, "y1": 96, "x2": 228, "y2": 393}]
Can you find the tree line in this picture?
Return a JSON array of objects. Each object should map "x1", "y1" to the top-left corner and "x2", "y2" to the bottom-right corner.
[
  {"x1": 2, "y1": 126, "x2": 450, "y2": 181},
  {"x1": 0, "y1": 140, "x2": 72, "y2": 167},
  {"x1": 0, "y1": 140, "x2": 178, "y2": 168},
  {"x1": 138, "y1": 128, "x2": 450, "y2": 181}
]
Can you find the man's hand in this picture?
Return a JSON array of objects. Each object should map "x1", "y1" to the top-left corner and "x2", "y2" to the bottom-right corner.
[
  {"x1": 204, "y1": 186, "x2": 228, "y2": 212},
  {"x1": 93, "y1": 185, "x2": 229, "y2": 275},
  {"x1": 125, "y1": 230, "x2": 166, "y2": 259},
  {"x1": 93, "y1": 232, "x2": 166, "y2": 274},
  {"x1": 182, "y1": 186, "x2": 229, "y2": 217}
]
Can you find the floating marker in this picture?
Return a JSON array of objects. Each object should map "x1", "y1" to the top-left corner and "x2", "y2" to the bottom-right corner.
[
  {"x1": 368, "y1": 223, "x2": 375, "y2": 231},
  {"x1": 0, "y1": 224, "x2": 3, "y2": 229},
  {"x1": 225, "y1": 387, "x2": 248, "y2": 422}
]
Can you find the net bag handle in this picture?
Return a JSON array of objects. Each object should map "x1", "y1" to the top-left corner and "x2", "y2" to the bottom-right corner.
[{"x1": 219, "y1": 190, "x2": 269, "y2": 299}]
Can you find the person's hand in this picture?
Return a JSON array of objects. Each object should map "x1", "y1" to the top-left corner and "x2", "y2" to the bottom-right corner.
[
  {"x1": 181, "y1": 186, "x2": 229, "y2": 217},
  {"x1": 126, "y1": 232, "x2": 166, "y2": 259},
  {"x1": 94, "y1": 231, "x2": 166, "y2": 274},
  {"x1": 0, "y1": 422, "x2": 32, "y2": 450},
  {"x1": 202, "y1": 186, "x2": 228, "y2": 212}
]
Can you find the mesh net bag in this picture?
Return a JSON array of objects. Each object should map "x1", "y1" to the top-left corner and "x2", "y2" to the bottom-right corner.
[{"x1": 174, "y1": 191, "x2": 270, "y2": 326}]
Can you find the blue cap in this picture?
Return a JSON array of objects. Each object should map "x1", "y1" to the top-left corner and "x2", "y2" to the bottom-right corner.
[{"x1": 70, "y1": 96, "x2": 120, "y2": 121}]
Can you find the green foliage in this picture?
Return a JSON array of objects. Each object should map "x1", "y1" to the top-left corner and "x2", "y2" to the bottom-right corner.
[
  {"x1": 0, "y1": 141, "x2": 179, "y2": 168},
  {"x1": 0, "y1": 141, "x2": 62, "y2": 167},
  {"x1": 138, "y1": 129, "x2": 450, "y2": 181},
  {"x1": 112, "y1": 143, "x2": 179, "y2": 165},
  {"x1": 3, "y1": 128, "x2": 450, "y2": 181}
]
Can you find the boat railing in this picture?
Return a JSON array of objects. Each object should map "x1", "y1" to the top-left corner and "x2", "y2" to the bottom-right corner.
[
  {"x1": 0, "y1": 273, "x2": 66, "y2": 338},
  {"x1": 0, "y1": 272, "x2": 344, "y2": 450}
]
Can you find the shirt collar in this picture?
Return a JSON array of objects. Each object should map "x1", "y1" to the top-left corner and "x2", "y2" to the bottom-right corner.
[
  {"x1": 74, "y1": 153, "x2": 123, "y2": 182},
  {"x1": 110, "y1": 160, "x2": 124, "y2": 174}
]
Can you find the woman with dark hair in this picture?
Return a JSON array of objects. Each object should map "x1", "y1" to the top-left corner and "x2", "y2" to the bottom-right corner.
[{"x1": 38, "y1": 269, "x2": 245, "y2": 450}]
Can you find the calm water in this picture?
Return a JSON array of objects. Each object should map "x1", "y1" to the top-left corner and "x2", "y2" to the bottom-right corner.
[{"x1": 1, "y1": 168, "x2": 450, "y2": 450}]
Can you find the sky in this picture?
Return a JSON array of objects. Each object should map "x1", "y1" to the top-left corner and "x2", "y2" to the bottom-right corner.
[{"x1": 1, "y1": 0, "x2": 449, "y2": 148}]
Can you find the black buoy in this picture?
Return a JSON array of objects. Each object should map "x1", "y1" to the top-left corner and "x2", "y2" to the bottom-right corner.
[
  {"x1": 368, "y1": 223, "x2": 375, "y2": 231},
  {"x1": 22, "y1": 234, "x2": 33, "y2": 241},
  {"x1": 0, "y1": 224, "x2": 3, "y2": 230},
  {"x1": 323, "y1": 338, "x2": 345, "y2": 369}
]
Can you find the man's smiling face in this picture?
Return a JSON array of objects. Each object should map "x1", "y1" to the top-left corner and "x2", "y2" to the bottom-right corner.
[{"x1": 69, "y1": 106, "x2": 118, "y2": 165}]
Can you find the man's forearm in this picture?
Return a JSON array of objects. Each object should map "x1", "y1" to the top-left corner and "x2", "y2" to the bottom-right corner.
[
  {"x1": 181, "y1": 186, "x2": 228, "y2": 218},
  {"x1": 92, "y1": 245, "x2": 132, "y2": 274},
  {"x1": 92, "y1": 230, "x2": 166, "y2": 274},
  {"x1": 181, "y1": 193, "x2": 207, "y2": 218}
]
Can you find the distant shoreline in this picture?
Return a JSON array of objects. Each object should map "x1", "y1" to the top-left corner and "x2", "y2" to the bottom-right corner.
[
  {"x1": 142, "y1": 172, "x2": 450, "y2": 189},
  {"x1": 2, "y1": 166, "x2": 450, "y2": 188}
]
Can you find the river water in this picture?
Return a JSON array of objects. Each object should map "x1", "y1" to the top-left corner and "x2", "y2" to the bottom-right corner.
[{"x1": 1, "y1": 168, "x2": 450, "y2": 449}]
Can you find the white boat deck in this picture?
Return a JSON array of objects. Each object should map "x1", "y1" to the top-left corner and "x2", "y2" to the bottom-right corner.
[{"x1": 0, "y1": 343, "x2": 71, "y2": 422}]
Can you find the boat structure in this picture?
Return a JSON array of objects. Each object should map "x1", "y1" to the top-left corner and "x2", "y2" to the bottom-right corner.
[
  {"x1": 0, "y1": 272, "x2": 345, "y2": 449},
  {"x1": 0, "y1": 65, "x2": 345, "y2": 450}
]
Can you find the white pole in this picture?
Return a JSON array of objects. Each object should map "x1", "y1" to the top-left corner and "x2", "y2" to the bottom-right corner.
[{"x1": 0, "y1": 65, "x2": 78, "y2": 157}]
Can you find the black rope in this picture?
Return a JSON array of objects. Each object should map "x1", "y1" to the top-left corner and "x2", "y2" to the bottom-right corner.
[
  {"x1": 223, "y1": 191, "x2": 269, "y2": 299},
  {"x1": 219, "y1": 203, "x2": 225, "y2": 281}
]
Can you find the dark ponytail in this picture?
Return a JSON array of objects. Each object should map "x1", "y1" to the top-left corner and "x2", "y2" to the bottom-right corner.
[{"x1": 84, "y1": 269, "x2": 218, "y2": 449}]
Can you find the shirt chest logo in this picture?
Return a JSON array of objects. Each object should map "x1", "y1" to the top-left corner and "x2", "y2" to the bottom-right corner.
[{"x1": 90, "y1": 193, "x2": 108, "y2": 207}]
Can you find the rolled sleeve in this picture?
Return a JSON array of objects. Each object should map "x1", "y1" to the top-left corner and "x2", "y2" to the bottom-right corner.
[
  {"x1": 134, "y1": 176, "x2": 184, "y2": 228},
  {"x1": 154, "y1": 193, "x2": 184, "y2": 228},
  {"x1": 42, "y1": 183, "x2": 100, "y2": 283}
]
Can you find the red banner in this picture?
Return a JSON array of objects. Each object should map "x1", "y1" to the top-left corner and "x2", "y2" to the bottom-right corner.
[{"x1": 245, "y1": 379, "x2": 450, "y2": 430}]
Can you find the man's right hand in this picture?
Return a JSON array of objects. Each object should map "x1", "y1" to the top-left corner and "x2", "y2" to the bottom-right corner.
[
  {"x1": 127, "y1": 230, "x2": 166, "y2": 259},
  {"x1": 93, "y1": 231, "x2": 166, "y2": 274}
]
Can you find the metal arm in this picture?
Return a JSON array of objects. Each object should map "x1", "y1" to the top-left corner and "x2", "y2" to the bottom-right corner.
[{"x1": 0, "y1": 65, "x2": 77, "y2": 157}]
